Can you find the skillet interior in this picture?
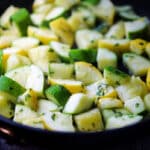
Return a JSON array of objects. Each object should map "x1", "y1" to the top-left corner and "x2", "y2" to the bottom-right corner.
[{"x1": 0, "y1": 0, "x2": 150, "y2": 147}]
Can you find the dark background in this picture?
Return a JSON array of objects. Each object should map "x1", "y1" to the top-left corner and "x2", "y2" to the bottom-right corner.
[{"x1": 0, "y1": 0, "x2": 150, "y2": 149}]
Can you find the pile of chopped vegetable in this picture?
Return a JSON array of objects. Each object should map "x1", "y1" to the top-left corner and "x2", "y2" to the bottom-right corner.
[{"x1": 0, "y1": 0, "x2": 150, "y2": 132}]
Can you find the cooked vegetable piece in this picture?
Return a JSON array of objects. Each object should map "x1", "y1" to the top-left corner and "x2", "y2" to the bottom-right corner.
[
  {"x1": 74, "y1": 108, "x2": 104, "y2": 132},
  {"x1": 125, "y1": 17, "x2": 149, "y2": 39},
  {"x1": 69, "y1": 49, "x2": 97, "y2": 63},
  {"x1": 123, "y1": 53, "x2": 150, "y2": 76},
  {"x1": 97, "y1": 48, "x2": 117, "y2": 70},
  {"x1": 75, "y1": 61, "x2": 103, "y2": 85},
  {"x1": 124, "y1": 96, "x2": 145, "y2": 115},
  {"x1": 104, "y1": 66, "x2": 130, "y2": 86},
  {"x1": 63, "y1": 93, "x2": 93, "y2": 114},
  {"x1": 0, "y1": 76, "x2": 25, "y2": 103},
  {"x1": 48, "y1": 78, "x2": 85, "y2": 93},
  {"x1": 106, "y1": 115, "x2": 143, "y2": 129},
  {"x1": 49, "y1": 63, "x2": 74, "y2": 79},
  {"x1": 50, "y1": 17, "x2": 74, "y2": 46},
  {"x1": 11, "y1": 8, "x2": 31, "y2": 36},
  {"x1": 45, "y1": 85, "x2": 71, "y2": 106}
]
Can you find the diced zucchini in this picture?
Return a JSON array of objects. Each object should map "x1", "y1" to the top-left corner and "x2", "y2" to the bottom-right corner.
[
  {"x1": 13, "y1": 104, "x2": 37, "y2": 123},
  {"x1": 18, "y1": 89, "x2": 38, "y2": 111},
  {"x1": 97, "y1": 48, "x2": 117, "y2": 70},
  {"x1": 37, "y1": 99, "x2": 59, "y2": 115},
  {"x1": 63, "y1": 93, "x2": 93, "y2": 114},
  {"x1": 0, "y1": 5, "x2": 18, "y2": 28},
  {"x1": 28, "y1": 26, "x2": 58, "y2": 44},
  {"x1": 55, "y1": 0, "x2": 80, "y2": 9},
  {"x1": 102, "y1": 108, "x2": 131, "y2": 122},
  {"x1": 105, "y1": 21, "x2": 125, "y2": 39},
  {"x1": 124, "y1": 96, "x2": 145, "y2": 115},
  {"x1": 123, "y1": 53, "x2": 150, "y2": 76},
  {"x1": 94, "y1": 0, "x2": 115, "y2": 25},
  {"x1": 0, "y1": 76, "x2": 25, "y2": 103},
  {"x1": 145, "y1": 43, "x2": 150, "y2": 58},
  {"x1": 144, "y1": 93, "x2": 150, "y2": 112},
  {"x1": 69, "y1": 49, "x2": 97, "y2": 63},
  {"x1": 104, "y1": 66, "x2": 130, "y2": 86},
  {"x1": 31, "y1": 13, "x2": 45, "y2": 26},
  {"x1": 50, "y1": 17, "x2": 74, "y2": 46},
  {"x1": 28, "y1": 45, "x2": 59, "y2": 73},
  {"x1": 98, "y1": 98, "x2": 123, "y2": 109},
  {"x1": 11, "y1": 8, "x2": 31, "y2": 36},
  {"x1": 42, "y1": 111, "x2": 75, "y2": 132},
  {"x1": 5, "y1": 65, "x2": 44, "y2": 96},
  {"x1": 82, "y1": 0, "x2": 99, "y2": 5},
  {"x1": 116, "y1": 76, "x2": 148, "y2": 102},
  {"x1": 25, "y1": 65, "x2": 44, "y2": 96},
  {"x1": 0, "y1": 95, "x2": 14, "y2": 118},
  {"x1": 68, "y1": 7, "x2": 96, "y2": 31},
  {"x1": 125, "y1": 17, "x2": 149, "y2": 39},
  {"x1": 12, "y1": 37, "x2": 39, "y2": 51},
  {"x1": 49, "y1": 63, "x2": 74, "y2": 79},
  {"x1": 130, "y1": 39, "x2": 147, "y2": 55},
  {"x1": 45, "y1": 85, "x2": 71, "y2": 106},
  {"x1": 5, "y1": 54, "x2": 31, "y2": 72},
  {"x1": 75, "y1": 61, "x2": 103, "y2": 85},
  {"x1": 48, "y1": 78, "x2": 85, "y2": 93},
  {"x1": 45, "y1": 7, "x2": 66, "y2": 21},
  {"x1": 98, "y1": 39, "x2": 130, "y2": 54},
  {"x1": 75, "y1": 29, "x2": 102, "y2": 49},
  {"x1": 116, "y1": 5, "x2": 139, "y2": 21},
  {"x1": 50, "y1": 41, "x2": 70, "y2": 62},
  {"x1": 106, "y1": 115, "x2": 143, "y2": 129},
  {"x1": 74, "y1": 108, "x2": 104, "y2": 132},
  {"x1": 5, "y1": 65, "x2": 31, "y2": 88}
]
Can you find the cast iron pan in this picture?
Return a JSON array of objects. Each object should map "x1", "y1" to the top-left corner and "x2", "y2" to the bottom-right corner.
[{"x1": 0, "y1": 0, "x2": 150, "y2": 148}]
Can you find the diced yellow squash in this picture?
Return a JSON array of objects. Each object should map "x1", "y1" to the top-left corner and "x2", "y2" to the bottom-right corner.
[
  {"x1": 97, "y1": 98, "x2": 123, "y2": 109},
  {"x1": 0, "y1": 5, "x2": 18, "y2": 28},
  {"x1": 12, "y1": 37, "x2": 39, "y2": 51},
  {"x1": 33, "y1": 0, "x2": 54, "y2": 9},
  {"x1": 28, "y1": 45, "x2": 59, "y2": 73},
  {"x1": 68, "y1": 7, "x2": 95, "y2": 31},
  {"x1": 75, "y1": 61, "x2": 103, "y2": 85},
  {"x1": 28, "y1": 26, "x2": 58, "y2": 44},
  {"x1": 22, "y1": 116, "x2": 47, "y2": 129},
  {"x1": 5, "y1": 54, "x2": 31, "y2": 72},
  {"x1": 48, "y1": 78, "x2": 85, "y2": 93},
  {"x1": 50, "y1": 17, "x2": 74, "y2": 46},
  {"x1": 116, "y1": 76, "x2": 148, "y2": 102},
  {"x1": 18, "y1": 89, "x2": 38, "y2": 111},
  {"x1": 0, "y1": 95, "x2": 14, "y2": 118},
  {"x1": 0, "y1": 36, "x2": 18, "y2": 49},
  {"x1": 146, "y1": 68, "x2": 150, "y2": 90},
  {"x1": 130, "y1": 39, "x2": 147, "y2": 55},
  {"x1": 94, "y1": 0, "x2": 115, "y2": 25},
  {"x1": 75, "y1": 29, "x2": 103, "y2": 49},
  {"x1": 74, "y1": 108, "x2": 104, "y2": 132},
  {"x1": 13, "y1": 104, "x2": 38, "y2": 123},
  {"x1": 3, "y1": 47, "x2": 27, "y2": 64},
  {"x1": 145, "y1": 43, "x2": 150, "y2": 58},
  {"x1": 98, "y1": 39, "x2": 130, "y2": 54}
]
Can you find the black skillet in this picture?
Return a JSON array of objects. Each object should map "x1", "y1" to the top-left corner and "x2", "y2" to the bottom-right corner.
[{"x1": 0, "y1": 0, "x2": 150, "y2": 148}]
